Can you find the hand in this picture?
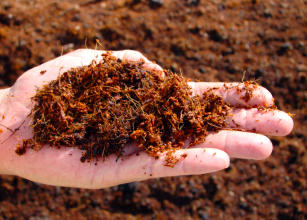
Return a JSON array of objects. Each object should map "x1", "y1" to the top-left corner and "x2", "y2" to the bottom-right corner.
[{"x1": 0, "y1": 49, "x2": 293, "y2": 188}]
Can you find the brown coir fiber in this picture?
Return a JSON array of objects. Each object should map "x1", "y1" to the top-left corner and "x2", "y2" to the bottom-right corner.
[{"x1": 18, "y1": 52, "x2": 230, "y2": 166}]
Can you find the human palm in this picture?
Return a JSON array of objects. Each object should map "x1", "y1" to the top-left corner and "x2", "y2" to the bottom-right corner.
[{"x1": 0, "y1": 49, "x2": 293, "y2": 188}]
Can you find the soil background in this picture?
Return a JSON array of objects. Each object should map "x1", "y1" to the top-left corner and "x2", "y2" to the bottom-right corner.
[{"x1": 0, "y1": 0, "x2": 306, "y2": 219}]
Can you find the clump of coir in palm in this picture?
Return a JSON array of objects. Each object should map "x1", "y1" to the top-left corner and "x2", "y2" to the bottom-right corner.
[{"x1": 17, "y1": 52, "x2": 230, "y2": 166}]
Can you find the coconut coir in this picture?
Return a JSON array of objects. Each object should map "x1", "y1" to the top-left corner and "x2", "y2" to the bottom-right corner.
[{"x1": 17, "y1": 52, "x2": 230, "y2": 166}]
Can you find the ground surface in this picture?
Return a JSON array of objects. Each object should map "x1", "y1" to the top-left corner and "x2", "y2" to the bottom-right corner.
[{"x1": 0, "y1": 0, "x2": 306, "y2": 219}]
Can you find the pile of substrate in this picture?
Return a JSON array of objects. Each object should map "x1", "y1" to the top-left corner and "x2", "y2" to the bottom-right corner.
[{"x1": 17, "y1": 52, "x2": 230, "y2": 167}]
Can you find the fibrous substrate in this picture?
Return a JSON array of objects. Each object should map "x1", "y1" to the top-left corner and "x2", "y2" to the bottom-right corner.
[{"x1": 18, "y1": 52, "x2": 230, "y2": 166}]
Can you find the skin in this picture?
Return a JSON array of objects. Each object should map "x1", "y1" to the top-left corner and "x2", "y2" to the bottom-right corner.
[{"x1": 0, "y1": 49, "x2": 293, "y2": 189}]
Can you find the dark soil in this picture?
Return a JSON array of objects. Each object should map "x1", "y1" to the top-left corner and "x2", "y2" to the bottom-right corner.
[{"x1": 0, "y1": 0, "x2": 306, "y2": 219}]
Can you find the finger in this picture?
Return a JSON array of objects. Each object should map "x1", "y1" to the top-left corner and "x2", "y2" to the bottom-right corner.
[
  {"x1": 10, "y1": 146, "x2": 229, "y2": 189},
  {"x1": 188, "y1": 82, "x2": 274, "y2": 107},
  {"x1": 193, "y1": 130, "x2": 273, "y2": 160},
  {"x1": 227, "y1": 108, "x2": 294, "y2": 136},
  {"x1": 115, "y1": 148, "x2": 229, "y2": 184}
]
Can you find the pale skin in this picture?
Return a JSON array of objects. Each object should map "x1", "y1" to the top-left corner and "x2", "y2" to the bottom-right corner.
[{"x1": 0, "y1": 49, "x2": 293, "y2": 189}]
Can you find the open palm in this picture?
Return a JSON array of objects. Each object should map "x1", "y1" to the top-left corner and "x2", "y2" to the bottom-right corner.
[{"x1": 0, "y1": 49, "x2": 293, "y2": 188}]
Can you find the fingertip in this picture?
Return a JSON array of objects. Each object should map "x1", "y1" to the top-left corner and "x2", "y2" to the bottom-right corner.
[
  {"x1": 243, "y1": 86, "x2": 274, "y2": 107},
  {"x1": 276, "y1": 111, "x2": 294, "y2": 136},
  {"x1": 259, "y1": 87, "x2": 274, "y2": 107},
  {"x1": 236, "y1": 133, "x2": 273, "y2": 160},
  {"x1": 206, "y1": 148, "x2": 230, "y2": 170},
  {"x1": 218, "y1": 153, "x2": 230, "y2": 170},
  {"x1": 183, "y1": 148, "x2": 230, "y2": 173},
  {"x1": 202, "y1": 131, "x2": 274, "y2": 160},
  {"x1": 222, "y1": 151, "x2": 231, "y2": 169},
  {"x1": 253, "y1": 135, "x2": 273, "y2": 160},
  {"x1": 147, "y1": 148, "x2": 230, "y2": 177}
]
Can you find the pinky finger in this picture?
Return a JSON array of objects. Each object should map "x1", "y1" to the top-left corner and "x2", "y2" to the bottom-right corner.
[{"x1": 9, "y1": 147, "x2": 229, "y2": 189}]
